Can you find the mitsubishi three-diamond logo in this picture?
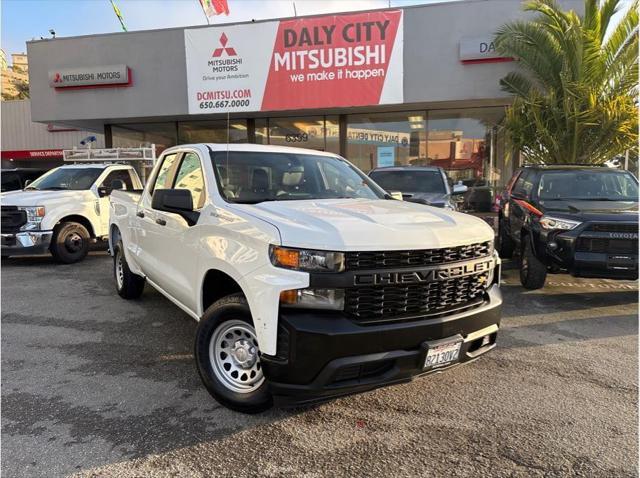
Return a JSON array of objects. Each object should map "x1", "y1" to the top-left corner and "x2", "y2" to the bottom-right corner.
[{"x1": 212, "y1": 33, "x2": 237, "y2": 57}]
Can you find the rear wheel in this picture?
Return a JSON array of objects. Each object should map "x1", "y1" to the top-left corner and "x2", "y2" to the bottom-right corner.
[
  {"x1": 50, "y1": 222, "x2": 90, "y2": 264},
  {"x1": 113, "y1": 240, "x2": 145, "y2": 299},
  {"x1": 195, "y1": 294, "x2": 272, "y2": 414},
  {"x1": 519, "y1": 239, "x2": 547, "y2": 289}
]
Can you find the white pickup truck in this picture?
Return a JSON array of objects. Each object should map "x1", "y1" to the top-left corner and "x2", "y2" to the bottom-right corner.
[
  {"x1": 1, "y1": 163, "x2": 142, "y2": 263},
  {"x1": 109, "y1": 144, "x2": 502, "y2": 413}
]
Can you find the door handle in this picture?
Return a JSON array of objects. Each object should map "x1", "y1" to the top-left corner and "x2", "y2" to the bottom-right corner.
[
  {"x1": 136, "y1": 211, "x2": 145, "y2": 218},
  {"x1": 156, "y1": 218, "x2": 167, "y2": 226}
]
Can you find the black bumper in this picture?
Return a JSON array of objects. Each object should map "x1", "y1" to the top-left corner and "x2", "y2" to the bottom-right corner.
[
  {"x1": 533, "y1": 225, "x2": 638, "y2": 280},
  {"x1": 262, "y1": 285, "x2": 502, "y2": 406}
]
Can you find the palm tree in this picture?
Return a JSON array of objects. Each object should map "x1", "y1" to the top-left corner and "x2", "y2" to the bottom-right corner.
[{"x1": 495, "y1": 0, "x2": 638, "y2": 165}]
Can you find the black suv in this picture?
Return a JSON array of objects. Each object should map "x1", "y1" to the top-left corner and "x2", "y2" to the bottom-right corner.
[{"x1": 496, "y1": 165, "x2": 638, "y2": 289}]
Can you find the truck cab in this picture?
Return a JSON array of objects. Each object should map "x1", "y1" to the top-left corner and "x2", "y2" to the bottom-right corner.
[
  {"x1": 1, "y1": 163, "x2": 142, "y2": 263},
  {"x1": 109, "y1": 144, "x2": 502, "y2": 413}
]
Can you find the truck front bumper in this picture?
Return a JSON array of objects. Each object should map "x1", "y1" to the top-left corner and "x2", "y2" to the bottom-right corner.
[
  {"x1": 262, "y1": 284, "x2": 502, "y2": 407},
  {"x1": 534, "y1": 226, "x2": 638, "y2": 280},
  {"x1": 1, "y1": 231, "x2": 53, "y2": 256}
]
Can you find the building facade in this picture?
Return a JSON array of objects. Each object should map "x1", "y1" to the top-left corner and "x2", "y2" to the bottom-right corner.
[
  {"x1": 1, "y1": 99, "x2": 105, "y2": 168},
  {"x1": 26, "y1": 0, "x2": 582, "y2": 208}
]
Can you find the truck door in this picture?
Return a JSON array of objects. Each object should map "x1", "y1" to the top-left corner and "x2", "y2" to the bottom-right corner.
[{"x1": 138, "y1": 151, "x2": 206, "y2": 311}]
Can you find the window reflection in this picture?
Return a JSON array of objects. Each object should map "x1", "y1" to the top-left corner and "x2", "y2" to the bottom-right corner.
[
  {"x1": 346, "y1": 112, "x2": 426, "y2": 172},
  {"x1": 427, "y1": 108, "x2": 505, "y2": 212},
  {"x1": 255, "y1": 116, "x2": 339, "y2": 153},
  {"x1": 178, "y1": 120, "x2": 248, "y2": 144},
  {"x1": 111, "y1": 123, "x2": 177, "y2": 154}
]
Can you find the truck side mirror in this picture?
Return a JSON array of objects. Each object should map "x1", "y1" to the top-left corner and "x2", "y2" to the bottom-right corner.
[
  {"x1": 152, "y1": 189, "x2": 200, "y2": 226},
  {"x1": 452, "y1": 184, "x2": 468, "y2": 195},
  {"x1": 24, "y1": 179, "x2": 32, "y2": 188}
]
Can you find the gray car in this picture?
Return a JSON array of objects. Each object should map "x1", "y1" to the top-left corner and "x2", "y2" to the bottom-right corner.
[{"x1": 368, "y1": 166, "x2": 467, "y2": 210}]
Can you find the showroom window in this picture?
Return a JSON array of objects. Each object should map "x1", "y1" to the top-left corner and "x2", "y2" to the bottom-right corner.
[
  {"x1": 427, "y1": 107, "x2": 506, "y2": 212},
  {"x1": 346, "y1": 112, "x2": 426, "y2": 172},
  {"x1": 426, "y1": 108, "x2": 505, "y2": 184},
  {"x1": 255, "y1": 116, "x2": 340, "y2": 154},
  {"x1": 111, "y1": 123, "x2": 177, "y2": 155},
  {"x1": 178, "y1": 120, "x2": 248, "y2": 144}
]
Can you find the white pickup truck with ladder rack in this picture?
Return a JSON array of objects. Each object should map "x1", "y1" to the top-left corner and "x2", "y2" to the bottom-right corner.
[{"x1": 1, "y1": 146, "x2": 154, "y2": 263}]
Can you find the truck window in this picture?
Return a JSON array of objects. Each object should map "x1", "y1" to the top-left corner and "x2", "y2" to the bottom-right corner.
[
  {"x1": 152, "y1": 153, "x2": 179, "y2": 192},
  {"x1": 512, "y1": 170, "x2": 534, "y2": 198},
  {"x1": 101, "y1": 169, "x2": 134, "y2": 191},
  {"x1": 211, "y1": 151, "x2": 384, "y2": 204},
  {"x1": 174, "y1": 152, "x2": 206, "y2": 209}
]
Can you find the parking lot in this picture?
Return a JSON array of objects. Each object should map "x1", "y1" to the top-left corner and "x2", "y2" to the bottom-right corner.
[{"x1": 2, "y1": 252, "x2": 637, "y2": 478}]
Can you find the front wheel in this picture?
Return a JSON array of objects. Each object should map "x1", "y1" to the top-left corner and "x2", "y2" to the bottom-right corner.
[
  {"x1": 520, "y1": 239, "x2": 547, "y2": 290},
  {"x1": 114, "y1": 240, "x2": 145, "y2": 299},
  {"x1": 50, "y1": 221, "x2": 90, "y2": 264},
  {"x1": 195, "y1": 294, "x2": 272, "y2": 414}
]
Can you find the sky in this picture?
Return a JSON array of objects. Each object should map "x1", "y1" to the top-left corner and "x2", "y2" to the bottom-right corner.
[{"x1": 1, "y1": 0, "x2": 444, "y2": 57}]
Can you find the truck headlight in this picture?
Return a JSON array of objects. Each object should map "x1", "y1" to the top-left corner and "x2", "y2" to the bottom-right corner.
[
  {"x1": 280, "y1": 288, "x2": 344, "y2": 310},
  {"x1": 539, "y1": 215, "x2": 581, "y2": 231},
  {"x1": 18, "y1": 206, "x2": 45, "y2": 231},
  {"x1": 270, "y1": 245, "x2": 345, "y2": 273}
]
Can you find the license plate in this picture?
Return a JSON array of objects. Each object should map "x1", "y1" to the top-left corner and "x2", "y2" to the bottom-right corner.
[{"x1": 424, "y1": 340, "x2": 462, "y2": 369}]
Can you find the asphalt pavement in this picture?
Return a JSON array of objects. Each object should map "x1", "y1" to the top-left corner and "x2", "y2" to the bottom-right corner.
[{"x1": 1, "y1": 252, "x2": 637, "y2": 477}]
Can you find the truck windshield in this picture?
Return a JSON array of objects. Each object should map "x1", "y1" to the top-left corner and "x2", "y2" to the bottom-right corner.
[
  {"x1": 369, "y1": 170, "x2": 446, "y2": 194},
  {"x1": 25, "y1": 167, "x2": 103, "y2": 191},
  {"x1": 538, "y1": 170, "x2": 639, "y2": 201},
  {"x1": 210, "y1": 151, "x2": 385, "y2": 204}
]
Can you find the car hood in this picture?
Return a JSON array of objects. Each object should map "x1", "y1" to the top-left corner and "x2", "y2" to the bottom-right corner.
[
  {"x1": 539, "y1": 199, "x2": 639, "y2": 222},
  {"x1": 0, "y1": 189, "x2": 93, "y2": 207},
  {"x1": 231, "y1": 198, "x2": 493, "y2": 251}
]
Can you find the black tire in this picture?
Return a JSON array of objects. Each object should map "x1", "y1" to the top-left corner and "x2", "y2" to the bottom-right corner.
[
  {"x1": 520, "y1": 239, "x2": 547, "y2": 290},
  {"x1": 195, "y1": 294, "x2": 272, "y2": 414},
  {"x1": 496, "y1": 219, "x2": 515, "y2": 259},
  {"x1": 113, "y1": 240, "x2": 145, "y2": 299},
  {"x1": 50, "y1": 221, "x2": 90, "y2": 264}
]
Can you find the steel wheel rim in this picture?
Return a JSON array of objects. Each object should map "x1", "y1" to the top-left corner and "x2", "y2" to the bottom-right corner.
[
  {"x1": 209, "y1": 320, "x2": 264, "y2": 394},
  {"x1": 65, "y1": 232, "x2": 83, "y2": 253},
  {"x1": 115, "y1": 251, "x2": 124, "y2": 290}
]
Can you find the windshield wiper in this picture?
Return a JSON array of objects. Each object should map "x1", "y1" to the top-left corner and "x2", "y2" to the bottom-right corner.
[{"x1": 42, "y1": 186, "x2": 69, "y2": 190}]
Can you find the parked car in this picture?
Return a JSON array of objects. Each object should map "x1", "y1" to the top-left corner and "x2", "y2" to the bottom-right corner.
[
  {"x1": 368, "y1": 166, "x2": 467, "y2": 210},
  {"x1": 109, "y1": 144, "x2": 502, "y2": 413},
  {"x1": 1, "y1": 163, "x2": 142, "y2": 263},
  {"x1": 496, "y1": 165, "x2": 638, "y2": 289},
  {"x1": 1, "y1": 168, "x2": 48, "y2": 192}
]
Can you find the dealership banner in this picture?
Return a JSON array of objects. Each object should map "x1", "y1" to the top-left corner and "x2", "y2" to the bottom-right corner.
[{"x1": 184, "y1": 10, "x2": 403, "y2": 114}]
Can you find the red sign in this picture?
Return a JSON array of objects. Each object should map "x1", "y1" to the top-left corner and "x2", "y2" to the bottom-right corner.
[
  {"x1": 1, "y1": 149, "x2": 64, "y2": 160},
  {"x1": 261, "y1": 11, "x2": 402, "y2": 111}
]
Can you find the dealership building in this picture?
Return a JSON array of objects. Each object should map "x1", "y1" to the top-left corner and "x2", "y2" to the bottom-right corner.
[{"x1": 26, "y1": 0, "x2": 581, "y2": 208}]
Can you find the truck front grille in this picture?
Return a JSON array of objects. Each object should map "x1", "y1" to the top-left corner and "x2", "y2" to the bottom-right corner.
[
  {"x1": 587, "y1": 223, "x2": 638, "y2": 233},
  {"x1": 1, "y1": 206, "x2": 27, "y2": 234},
  {"x1": 344, "y1": 271, "x2": 489, "y2": 322},
  {"x1": 344, "y1": 241, "x2": 492, "y2": 270},
  {"x1": 576, "y1": 237, "x2": 637, "y2": 254}
]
